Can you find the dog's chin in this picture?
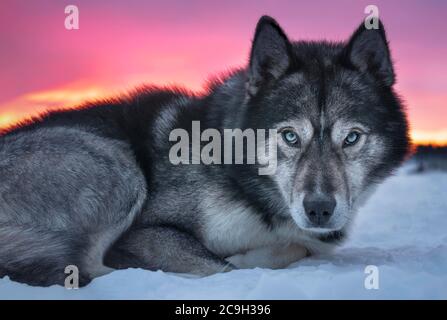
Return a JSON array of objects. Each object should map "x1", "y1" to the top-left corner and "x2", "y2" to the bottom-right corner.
[{"x1": 301, "y1": 226, "x2": 339, "y2": 234}]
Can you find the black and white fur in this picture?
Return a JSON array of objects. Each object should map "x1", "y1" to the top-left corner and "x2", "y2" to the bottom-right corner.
[{"x1": 0, "y1": 16, "x2": 409, "y2": 286}]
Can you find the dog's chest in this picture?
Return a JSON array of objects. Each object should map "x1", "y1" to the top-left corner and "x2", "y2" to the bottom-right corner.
[{"x1": 199, "y1": 197, "x2": 304, "y2": 257}]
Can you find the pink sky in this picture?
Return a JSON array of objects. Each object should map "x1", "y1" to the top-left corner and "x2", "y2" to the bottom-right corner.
[{"x1": 0, "y1": 0, "x2": 446, "y2": 144}]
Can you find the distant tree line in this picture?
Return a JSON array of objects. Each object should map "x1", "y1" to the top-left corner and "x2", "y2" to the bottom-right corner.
[{"x1": 412, "y1": 145, "x2": 447, "y2": 173}]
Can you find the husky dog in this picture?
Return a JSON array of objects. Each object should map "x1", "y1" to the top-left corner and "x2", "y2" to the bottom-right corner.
[{"x1": 0, "y1": 16, "x2": 409, "y2": 286}]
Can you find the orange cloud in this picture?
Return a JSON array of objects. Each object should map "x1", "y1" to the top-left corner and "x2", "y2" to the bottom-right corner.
[
  {"x1": 1, "y1": 85, "x2": 446, "y2": 146},
  {"x1": 411, "y1": 130, "x2": 447, "y2": 146},
  {"x1": 0, "y1": 82, "x2": 122, "y2": 129}
]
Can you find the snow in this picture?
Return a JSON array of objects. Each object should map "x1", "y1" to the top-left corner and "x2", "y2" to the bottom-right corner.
[{"x1": 1, "y1": 165, "x2": 447, "y2": 299}]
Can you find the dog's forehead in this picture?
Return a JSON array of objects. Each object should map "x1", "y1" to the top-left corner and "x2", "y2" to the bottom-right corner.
[
  {"x1": 274, "y1": 73, "x2": 319, "y2": 118},
  {"x1": 272, "y1": 69, "x2": 378, "y2": 127}
]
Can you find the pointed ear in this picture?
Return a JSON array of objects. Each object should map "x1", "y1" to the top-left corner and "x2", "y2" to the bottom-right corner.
[
  {"x1": 344, "y1": 20, "x2": 395, "y2": 86},
  {"x1": 247, "y1": 16, "x2": 292, "y2": 96}
]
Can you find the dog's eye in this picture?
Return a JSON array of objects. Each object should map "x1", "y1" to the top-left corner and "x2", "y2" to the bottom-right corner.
[
  {"x1": 344, "y1": 131, "x2": 361, "y2": 147},
  {"x1": 282, "y1": 129, "x2": 300, "y2": 146}
]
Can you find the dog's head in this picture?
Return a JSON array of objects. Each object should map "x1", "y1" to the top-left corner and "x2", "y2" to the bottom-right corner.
[{"x1": 237, "y1": 16, "x2": 409, "y2": 238}]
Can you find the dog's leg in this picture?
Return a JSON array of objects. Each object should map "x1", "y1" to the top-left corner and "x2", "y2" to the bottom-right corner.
[
  {"x1": 105, "y1": 225, "x2": 233, "y2": 276},
  {"x1": 0, "y1": 223, "x2": 94, "y2": 287},
  {"x1": 226, "y1": 244, "x2": 308, "y2": 269}
]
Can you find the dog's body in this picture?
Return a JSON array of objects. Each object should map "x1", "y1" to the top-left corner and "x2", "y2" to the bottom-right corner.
[{"x1": 0, "y1": 17, "x2": 409, "y2": 286}]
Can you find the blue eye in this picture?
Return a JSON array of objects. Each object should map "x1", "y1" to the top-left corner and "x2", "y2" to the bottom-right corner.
[
  {"x1": 282, "y1": 129, "x2": 299, "y2": 146},
  {"x1": 344, "y1": 131, "x2": 361, "y2": 147}
]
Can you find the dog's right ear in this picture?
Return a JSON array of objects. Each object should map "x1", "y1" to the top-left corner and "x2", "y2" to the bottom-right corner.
[
  {"x1": 344, "y1": 20, "x2": 395, "y2": 86},
  {"x1": 247, "y1": 16, "x2": 292, "y2": 96}
]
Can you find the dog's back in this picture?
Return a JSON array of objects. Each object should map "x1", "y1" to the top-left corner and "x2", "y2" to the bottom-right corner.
[{"x1": 0, "y1": 87, "x2": 189, "y2": 285}]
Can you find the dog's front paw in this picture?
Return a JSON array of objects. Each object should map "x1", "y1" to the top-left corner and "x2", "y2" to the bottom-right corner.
[
  {"x1": 225, "y1": 253, "x2": 250, "y2": 269},
  {"x1": 225, "y1": 244, "x2": 308, "y2": 270}
]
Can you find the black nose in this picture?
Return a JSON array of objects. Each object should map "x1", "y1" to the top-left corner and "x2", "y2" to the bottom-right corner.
[{"x1": 303, "y1": 194, "x2": 336, "y2": 226}]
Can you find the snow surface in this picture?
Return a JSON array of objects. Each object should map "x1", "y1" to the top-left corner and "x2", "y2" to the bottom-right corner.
[{"x1": 1, "y1": 165, "x2": 446, "y2": 299}]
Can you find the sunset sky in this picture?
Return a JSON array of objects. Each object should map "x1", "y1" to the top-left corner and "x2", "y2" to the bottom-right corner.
[{"x1": 0, "y1": 0, "x2": 446, "y2": 144}]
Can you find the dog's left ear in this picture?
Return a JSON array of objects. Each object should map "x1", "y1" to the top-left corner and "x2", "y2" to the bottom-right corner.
[
  {"x1": 247, "y1": 16, "x2": 292, "y2": 96},
  {"x1": 344, "y1": 20, "x2": 395, "y2": 86}
]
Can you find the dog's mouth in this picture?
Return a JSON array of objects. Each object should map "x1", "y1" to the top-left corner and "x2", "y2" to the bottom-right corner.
[
  {"x1": 302, "y1": 225, "x2": 339, "y2": 233},
  {"x1": 286, "y1": 219, "x2": 346, "y2": 245},
  {"x1": 315, "y1": 230, "x2": 346, "y2": 243},
  {"x1": 296, "y1": 222, "x2": 346, "y2": 243},
  {"x1": 291, "y1": 214, "x2": 348, "y2": 237}
]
